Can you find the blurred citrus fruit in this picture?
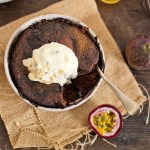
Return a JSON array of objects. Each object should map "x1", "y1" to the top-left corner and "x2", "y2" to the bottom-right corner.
[{"x1": 101, "y1": 0, "x2": 120, "y2": 4}]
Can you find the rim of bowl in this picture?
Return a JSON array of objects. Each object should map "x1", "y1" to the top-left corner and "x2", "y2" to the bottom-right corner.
[
  {"x1": 0, "y1": 0, "x2": 12, "y2": 4},
  {"x1": 4, "y1": 14, "x2": 105, "y2": 112}
]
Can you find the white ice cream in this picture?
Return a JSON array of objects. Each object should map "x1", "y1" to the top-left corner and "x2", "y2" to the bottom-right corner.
[{"x1": 23, "y1": 42, "x2": 78, "y2": 86}]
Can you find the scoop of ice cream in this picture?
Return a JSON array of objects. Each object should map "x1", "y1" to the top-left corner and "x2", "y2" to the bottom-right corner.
[{"x1": 23, "y1": 42, "x2": 78, "y2": 86}]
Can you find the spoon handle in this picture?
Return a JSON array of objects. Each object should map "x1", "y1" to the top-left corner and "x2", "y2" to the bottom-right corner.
[{"x1": 97, "y1": 67, "x2": 140, "y2": 115}]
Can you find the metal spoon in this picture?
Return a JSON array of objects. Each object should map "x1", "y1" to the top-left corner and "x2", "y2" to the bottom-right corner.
[{"x1": 97, "y1": 66, "x2": 141, "y2": 115}]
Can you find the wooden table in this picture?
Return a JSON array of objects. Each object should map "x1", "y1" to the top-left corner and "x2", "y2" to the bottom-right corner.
[{"x1": 0, "y1": 0, "x2": 150, "y2": 149}]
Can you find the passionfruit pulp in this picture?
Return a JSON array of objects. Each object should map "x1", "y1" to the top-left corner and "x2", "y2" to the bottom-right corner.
[{"x1": 88, "y1": 104, "x2": 123, "y2": 138}]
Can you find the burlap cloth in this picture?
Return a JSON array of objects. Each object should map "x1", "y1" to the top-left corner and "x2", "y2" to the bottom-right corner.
[{"x1": 0, "y1": 0, "x2": 145, "y2": 149}]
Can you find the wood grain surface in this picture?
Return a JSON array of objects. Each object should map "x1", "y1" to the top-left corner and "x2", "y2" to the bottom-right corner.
[{"x1": 0, "y1": 0, "x2": 150, "y2": 150}]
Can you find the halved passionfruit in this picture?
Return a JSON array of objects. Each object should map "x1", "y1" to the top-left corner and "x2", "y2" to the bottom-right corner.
[{"x1": 88, "y1": 104, "x2": 123, "y2": 138}]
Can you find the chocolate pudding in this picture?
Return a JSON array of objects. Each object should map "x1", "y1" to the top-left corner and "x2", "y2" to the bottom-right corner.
[{"x1": 8, "y1": 18, "x2": 104, "y2": 108}]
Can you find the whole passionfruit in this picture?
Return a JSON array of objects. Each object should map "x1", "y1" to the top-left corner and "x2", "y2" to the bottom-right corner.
[
  {"x1": 88, "y1": 104, "x2": 123, "y2": 138},
  {"x1": 125, "y1": 35, "x2": 150, "y2": 70}
]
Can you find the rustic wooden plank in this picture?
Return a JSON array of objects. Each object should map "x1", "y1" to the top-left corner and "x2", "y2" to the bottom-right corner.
[
  {"x1": 0, "y1": 0, "x2": 61, "y2": 26},
  {"x1": 0, "y1": 0, "x2": 149, "y2": 149}
]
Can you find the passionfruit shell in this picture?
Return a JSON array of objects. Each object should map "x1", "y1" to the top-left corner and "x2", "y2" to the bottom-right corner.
[{"x1": 88, "y1": 104, "x2": 123, "y2": 138}]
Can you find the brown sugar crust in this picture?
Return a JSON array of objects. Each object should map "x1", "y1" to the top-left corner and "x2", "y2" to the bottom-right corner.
[{"x1": 8, "y1": 18, "x2": 104, "y2": 108}]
